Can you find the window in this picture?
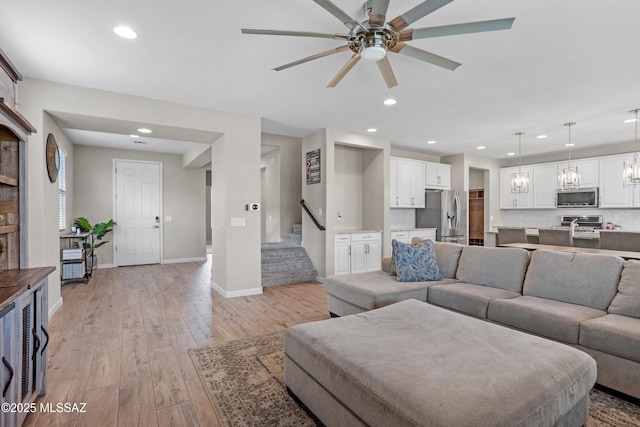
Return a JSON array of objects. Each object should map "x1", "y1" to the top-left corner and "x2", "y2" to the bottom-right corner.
[{"x1": 58, "y1": 148, "x2": 67, "y2": 230}]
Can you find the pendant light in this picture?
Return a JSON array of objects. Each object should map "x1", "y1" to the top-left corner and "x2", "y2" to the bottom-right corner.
[
  {"x1": 559, "y1": 122, "x2": 581, "y2": 191},
  {"x1": 623, "y1": 109, "x2": 640, "y2": 187},
  {"x1": 511, "y1": 132, "x2": 529, "y2": 193}
]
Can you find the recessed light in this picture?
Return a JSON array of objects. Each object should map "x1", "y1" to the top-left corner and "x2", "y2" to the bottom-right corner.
[
  {"x1": 383, "y1": 98, "x2": 397, "y2": 106},
  {"x1": 137, "y1": 128, "x2": 152, "y2": 134},
  {"x1": 367, "y1": 128, "x2": 377, "y2": 133},
  {"x1": 624, "y1": 119, "x2": 638, "y2": 123},
  {"x1": 565, "y1": 143, "x2": 575, "y2": 147},
  {"x1": 477, "y1": 146, "x2": 486, "y2": 150},
  {"x1": 114, "y1": 26, "x2": 137, "y2": 39},
  {"x1": 507, "y1": 152, "x2": 515, "y2": 156},
  {"x1": 537, "y1": 135, "x2": 548, "y2": 139},
  {"x1": 129, "y1": 134, "x2": 139, "y2": 138},
  {"x1": 427, "y1": 140, "x2": 436, "y2": 145}
]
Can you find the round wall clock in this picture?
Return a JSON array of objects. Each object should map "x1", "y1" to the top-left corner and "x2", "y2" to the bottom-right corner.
[{"x1": 46, "y1": 133, "x2": 60, "y2": 183}]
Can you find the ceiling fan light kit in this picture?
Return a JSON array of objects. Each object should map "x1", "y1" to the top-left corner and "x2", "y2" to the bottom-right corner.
[
  {"x1": 623, "y1": 109, "x2": 640, "y2": 187},
  {"x1": 242, "y1": 0, "x2": 515, "y2": 88}
]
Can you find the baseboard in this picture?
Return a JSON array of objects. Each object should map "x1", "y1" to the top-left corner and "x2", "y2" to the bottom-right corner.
[
  {"x1": 49, "y1": 297, "x2": 63, "y2": 319},
  {"x1": 211, "y1": 281, "x2": 263, "y2": 298},
  {"x1": 162, "y1": 257, "x2": 207, "y2": 264},
  {"x1": 97, "y1": 263, "x2": 114, "y2": 269}
]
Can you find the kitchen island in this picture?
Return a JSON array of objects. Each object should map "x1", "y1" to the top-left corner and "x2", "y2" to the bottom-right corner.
[
  {"x1": 484, "y1": 229, "x2": 600, "y2": 248},
  {"x1": 498, "y1": 242, "x2": 640, "y2": 260}
]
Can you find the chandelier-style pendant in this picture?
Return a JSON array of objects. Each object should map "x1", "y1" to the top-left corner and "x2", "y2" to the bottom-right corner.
[
  {"x1": 623, "y1": 109, "x2": 640, "y2": 187},
  {"x1": 511, "y1": 132, "x2": 529, "y2": 194},
  {"x1": 559, "y1": 122, "x2": 581, "y2": 191}
]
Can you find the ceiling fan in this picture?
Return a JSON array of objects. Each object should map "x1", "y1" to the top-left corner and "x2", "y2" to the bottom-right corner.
[{"x1": 242, "y1": 0, "x2": 515, "y2": 88}]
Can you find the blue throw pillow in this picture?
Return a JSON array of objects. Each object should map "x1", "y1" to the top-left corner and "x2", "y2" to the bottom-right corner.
[{"x1": 392, "y1": 239, "x2": 442, "y2": 282}]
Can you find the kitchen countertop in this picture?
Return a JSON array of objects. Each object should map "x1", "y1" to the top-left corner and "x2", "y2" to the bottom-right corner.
[
  {"x1": 485, "y1": 228, "x2": 600, "y2": 240},
  {"x1": 335, "y1": 230, "x2": 383, "y2": 235},
  {"x1": 391, "y1": 228, "x2": 437, "y2": 232}
]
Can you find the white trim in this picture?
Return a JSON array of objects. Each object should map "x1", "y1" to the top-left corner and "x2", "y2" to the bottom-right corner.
[
  {"x1": 113, "y1": 159, "x2": 164, "y2": 267},
  {"x1": 96, "y1": 263, "x2": 115, "y2": 269},
  {"x1": 211, "y1": 281, "x2": 263, "y2": 298},
  {"x1": 161, "y1": 257, "x2": 206, "y2": 264},
  {"x1": 48, "y1": 297, "x2": 63, "y2": 319}
]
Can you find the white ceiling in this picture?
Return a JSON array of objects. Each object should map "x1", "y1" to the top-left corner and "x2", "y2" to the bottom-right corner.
[{"x1": 1, "y1": 0, "x2": 639, "y2": 159}]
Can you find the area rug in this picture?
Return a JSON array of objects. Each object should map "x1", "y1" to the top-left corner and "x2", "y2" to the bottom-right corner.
[{"x1": 189, "y1": 330, "x2": 640, "y2": 427}]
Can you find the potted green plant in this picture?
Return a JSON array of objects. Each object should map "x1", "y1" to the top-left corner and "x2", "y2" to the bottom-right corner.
[{"x1": 73, "y1": 217, "x2": 116, "y2": 270}]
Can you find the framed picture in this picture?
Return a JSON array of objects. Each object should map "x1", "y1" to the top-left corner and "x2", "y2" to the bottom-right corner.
[{"x1": 306, "y1": 149, "x2": 321, "y2": 184}]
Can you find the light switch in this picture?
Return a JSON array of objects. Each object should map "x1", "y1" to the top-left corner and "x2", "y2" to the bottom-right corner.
[
  {"x1": 165, "y1": 216, "x2": 172, "y2": 222},
  {"x1": 230, "y1": 217, "x2": 246, "y2": 227}
]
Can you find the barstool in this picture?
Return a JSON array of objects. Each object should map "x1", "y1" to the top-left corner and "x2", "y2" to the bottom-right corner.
[
  {"x1": 538, "y1": 229, "x2": 573, "y2": 246},
  {"x1": 497, "y1": 227, "x2": 528, "y2": 245}
]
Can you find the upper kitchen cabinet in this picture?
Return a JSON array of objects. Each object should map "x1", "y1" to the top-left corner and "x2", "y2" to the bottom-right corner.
[
  {"x1": 557, "y1": 158, "x2": 599, "y2": 188},
  {"x1": 425, "y1": 162, "x2": 451, "y2": 190},
  {"x1": 390, "y1": 157, "x2": 425, "y2": 208},
  {"x1": 500, "y1": 166, "x2": 533, "y2": 209},
  {"x1": 599, "y1": 154, "x2": 635, "y2": 208},
  {"x1": 532, "y1": 163, "x2": 558, "y2": 208}
]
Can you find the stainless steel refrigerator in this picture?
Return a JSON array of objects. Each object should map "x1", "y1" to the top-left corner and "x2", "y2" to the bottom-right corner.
[{"x1": 415, "y1": 190, "x2": 468, "y2": 244}]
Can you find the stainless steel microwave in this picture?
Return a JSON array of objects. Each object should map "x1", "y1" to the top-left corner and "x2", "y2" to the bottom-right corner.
[{"x1": 556, "y1": 187, "x2": 599, "y2": 208}]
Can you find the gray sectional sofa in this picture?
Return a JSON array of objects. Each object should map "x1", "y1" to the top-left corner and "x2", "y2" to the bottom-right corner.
[{"x1": 323, "y1": 242, "x2": 640, "y2": 400}]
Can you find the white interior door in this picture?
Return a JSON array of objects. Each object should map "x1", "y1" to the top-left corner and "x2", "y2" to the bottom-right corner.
[{"x1": 114, "y1": 160, "x2": 162, "y2": 266}]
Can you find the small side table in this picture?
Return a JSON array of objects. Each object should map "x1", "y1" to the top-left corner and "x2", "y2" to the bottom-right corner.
[{"x1": 59, "y1": 232, "x2": 93, "y2": 284}]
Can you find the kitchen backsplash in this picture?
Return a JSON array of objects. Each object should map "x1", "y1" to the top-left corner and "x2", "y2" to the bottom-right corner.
[
  {"x1": 499, "y1": 209, "x2": 640, "y2": 230},
  {"x1": 390, "y1": 208, "x2": 416, "y2": 229}
]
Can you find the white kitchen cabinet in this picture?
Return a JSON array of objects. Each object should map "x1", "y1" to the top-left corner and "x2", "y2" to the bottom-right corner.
[
  {"x1": 533, "y1": 163, "x2": 558, "y2": 208},
  {"x1": 599, "y1": 154, "x2": 634, "y2": 208},
  {"x1": 425, "y1": 162, "x2": 451, "y2": 190},
  {"x1": 500, "y1": 166, "x2": 533, "y2": 209},
  {"x1": 557, "y1": 158, "x2": 599, "y2": 188},
  {"x1": 390, "y1": 157, "x2": 425, "y2": 208},
  {"x1": 334, "y1": 232, "x2": 381, "y2": 275},
  {"x1": 409, "y1": 229, "x2": 437, "y2": 242},
  {"x1": 334, "y1": 234, "x2": 352, "y2": 275},
  {"x1": 390, "y1": 231, "x2": 410, "y2": 244}
]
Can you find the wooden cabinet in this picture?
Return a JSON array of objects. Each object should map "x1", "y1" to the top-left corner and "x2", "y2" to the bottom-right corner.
[
  {"x1": 469, "y1": 189, "x2": 484, "y2": 245},
  {"x1": 425, "y1": 162, "x2": 451, "y2": 190},
  {"x1": 0, "y1": 302, "x2": 17, "y2": 427},
  {"x1": 390, "y1": 157, "x2": 425, "y2": 208},
  {"x1": 500, "y1": 167, "x2": 533, "y2": 209},
  {"x1": 334, "y1": 232, "x2": 381, "y2": 275},
  {"x1": 532, "y1": 163, "x2": 558, "y2": 208}
]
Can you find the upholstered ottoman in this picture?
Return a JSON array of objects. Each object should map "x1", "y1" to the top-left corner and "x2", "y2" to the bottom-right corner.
[{"x1": 284, "y1": 300, "x2": 596, "y2": 427}]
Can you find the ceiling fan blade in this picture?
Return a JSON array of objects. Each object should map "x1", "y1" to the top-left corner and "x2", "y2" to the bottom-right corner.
[
  {"x1": 376, "y1": 56, "x2": 398, "y2": 88},
  {"x1": 313, "y1": 0, "x2": 358, "y2": 29},
  {"x1": 368, "y1": 0, "x2": 391, "y2": 26},
  {"x1": 391, "y1": 44, "x2": 461, "y2": 71},
  {"x1": 242, "y1": 29, "x2": 349, "y2": 41},
  {"x1": 327, "y1": 54, "x2": 361, "y2": 87},
  {"x1": 402, "y1": 17, "x2": 516, "y2": 40},
  {"x1": 273, "y1": 46, "x2": 350, "y2": 71},
  {"x1": 389, "y1": 0, "x2": 455, "y2": 31}
]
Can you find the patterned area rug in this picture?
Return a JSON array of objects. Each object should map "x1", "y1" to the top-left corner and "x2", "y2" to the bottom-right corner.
[{"x1": 189, "y1": 330, "x2": 640, "y2": 427}]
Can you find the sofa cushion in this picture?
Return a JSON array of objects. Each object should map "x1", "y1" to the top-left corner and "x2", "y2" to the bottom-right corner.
[
  {"x1": 488, "y1": 295, "x2": 606, "y2": 344},
  {"x1": 393, "y1": 239, "x2": 442, "y2": 282},
  {"x1": 523, "y1": 250, "x2": 623, "y2": 310},
  {"x1": 579, "y1": 314, "x2": 640, "y2": 364},
  {"x1": 428, "y1": 282, "x2": 520, "y2": 319},
  {"x1": 323, "y1": 271, "x2": 455, "y2": 312},
  {"x1": 455, "y1": 246, "x2": 530, "y2": 292},
  {"x1": 608, "y1": 260, "x2": 640, "y2": 318},
  {"x1": 431, "y1": 241, "x2": 464, "y2": 279}
]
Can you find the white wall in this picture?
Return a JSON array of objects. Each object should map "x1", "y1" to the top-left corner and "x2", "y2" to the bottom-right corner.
[
  {"x1": 18, "y1": 78, "x2": 262, "y2": 315},
  {"x1": 334, "y1": 145, "x2": 363, "y2": 231},
  {"x1": 260, "y1": 148, "x2": 281, "y2": 242},
  {"x1": 261, "y1": 133, "x2": 303, "y2": 237},
  {"x1": 74, "y1": 146, "x2": 206, "y2": 264}
]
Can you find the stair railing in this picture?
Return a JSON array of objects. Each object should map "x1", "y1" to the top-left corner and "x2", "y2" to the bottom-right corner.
[{"x1": 300, "y1": 199, "x2": 326, "y2": 231}]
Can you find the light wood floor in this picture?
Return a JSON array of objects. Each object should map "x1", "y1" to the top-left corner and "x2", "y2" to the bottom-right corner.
[{"x1": 25, "y1": 256, "x2": 329, "y2": 426}]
